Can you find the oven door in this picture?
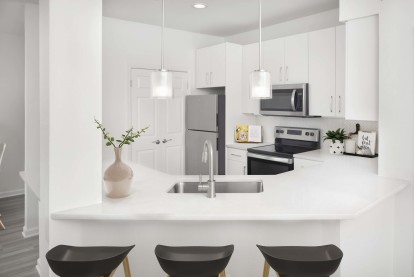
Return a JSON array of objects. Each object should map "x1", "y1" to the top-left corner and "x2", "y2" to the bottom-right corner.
[
  {"x1": 247, "y1": 153, "x2": 294, "y2": 175},
  {"x1": 260, "y1": 84, "x2": 308, "y2": 116}
]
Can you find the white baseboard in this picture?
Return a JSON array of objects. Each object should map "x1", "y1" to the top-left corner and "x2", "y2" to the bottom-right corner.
[
  {"x1": 0, "y1": 189, "x2": 24, "y2": 198},
  {"x1": 22, "y1": 226, "x2": 39, "y2": 238}
]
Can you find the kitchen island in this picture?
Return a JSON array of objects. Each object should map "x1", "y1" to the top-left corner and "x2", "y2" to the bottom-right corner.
[{"x1": 50, "y1": 150, "x2": 409, "y2": 277}]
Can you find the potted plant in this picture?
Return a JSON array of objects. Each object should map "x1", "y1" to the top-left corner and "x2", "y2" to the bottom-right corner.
[
  {"x1": 323, "y1": 128, "x2": 348, "y2": 155},
  {"x1": 95, "y1": 119, "x2": 148, "y2": 198}
]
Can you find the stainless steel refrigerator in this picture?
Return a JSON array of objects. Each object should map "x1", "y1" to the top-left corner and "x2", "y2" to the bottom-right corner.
[{"x1": 185, "y1": 95, "x2": 225, "y2": 175}]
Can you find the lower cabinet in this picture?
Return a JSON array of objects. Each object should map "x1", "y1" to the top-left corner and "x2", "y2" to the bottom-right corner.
[
  {"x1": 294, "y1": 158, "x2": 322, "y2": 170},
  {"x1": 226, "y1": 147, "x2": 247, "y2": 175}
]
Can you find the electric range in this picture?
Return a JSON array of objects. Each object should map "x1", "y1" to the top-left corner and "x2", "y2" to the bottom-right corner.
[{"x1": 247, "y1": 127, "x2": 320, "y2": 175}]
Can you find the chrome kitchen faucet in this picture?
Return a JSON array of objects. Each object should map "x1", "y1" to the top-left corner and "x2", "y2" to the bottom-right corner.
[{"x1": 198, "y1": 140, "x2": 216, "y2": 198}]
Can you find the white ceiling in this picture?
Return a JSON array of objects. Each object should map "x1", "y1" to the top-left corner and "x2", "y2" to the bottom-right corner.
[{"x1": 103, "y1": 0, "x2": 339, "y2": 37}]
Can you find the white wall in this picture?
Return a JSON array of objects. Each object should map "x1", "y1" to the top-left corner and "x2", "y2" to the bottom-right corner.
[
  {"x1": 226, "y1": 9, "x2": 341, "y2": 45},
  {"x1": 0, "y1": 3, "x2": 25, "y2": 198},
  {"x1": 378, "y1": 0, "x2": 414, "y2": 275},
  {"x1": 102, "y1": 17, "x2": 224, "y2": 160}
]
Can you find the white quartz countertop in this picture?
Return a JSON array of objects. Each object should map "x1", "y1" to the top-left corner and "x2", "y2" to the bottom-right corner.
[{"x1": 52, "y1": 150, "x2": 409, "y2": 221}]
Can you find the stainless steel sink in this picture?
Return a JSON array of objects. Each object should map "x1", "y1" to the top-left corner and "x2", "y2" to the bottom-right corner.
[{"x1": 168, "y1": 181, "x2": 263, "y2": 194}]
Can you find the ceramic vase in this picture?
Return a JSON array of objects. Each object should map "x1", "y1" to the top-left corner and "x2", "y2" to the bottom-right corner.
[
  {"x1": 104, "y1": 147, "x2": 133, "y2": 198},
  {"x1": 329, "y1": 140, "x2": 345, "y2": 155}
]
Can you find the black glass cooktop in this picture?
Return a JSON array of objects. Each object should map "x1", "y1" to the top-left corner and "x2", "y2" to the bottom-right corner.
[{"x1": 248, "y1": 144, "x2": 316, "y2": 158}]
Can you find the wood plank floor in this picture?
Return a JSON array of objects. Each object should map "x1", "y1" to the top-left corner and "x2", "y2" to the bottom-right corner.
[{"x1": 0, "y1": 195, "x2": 39, "y2": 277}]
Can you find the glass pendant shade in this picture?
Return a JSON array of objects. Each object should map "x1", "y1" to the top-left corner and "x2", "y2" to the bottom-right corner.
[
  {"x1": 151, "y1": 69, "x2": 173, "y2": 99},
  {"x1": 250, "y1": 69, "x2": 272, "y2": 99}
]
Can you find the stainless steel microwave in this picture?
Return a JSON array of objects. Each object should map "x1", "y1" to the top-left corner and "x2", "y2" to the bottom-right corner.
[{"x1": 260, "y1": 83, "x2": 309, "y2": 117}]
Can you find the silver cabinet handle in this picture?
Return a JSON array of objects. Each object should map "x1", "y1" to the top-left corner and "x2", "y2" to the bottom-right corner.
[
  {"x1": 279, "y1": 66, "x2": 283, "y2": 82},
  {"x1": 230, "y1": 153, "x2": 242, "y2": 157},
  {"x1": 210, "y1": 72, "x2": 212, "y2": 86},
  {"x1": 338, "y1": 96, "x2": 342, "y2": 113},
  {"x1": 162, "y1": 138, "x2": 172, "y2": 143},
  {"x1": 330, "y1": 96, "x2": 333, "y2": 113},
  {"x1": 243, "y1": 166, "x2": 247, "y2": 175},
  {"x1": 152, "y1": 140, "x2": 160, "y2": 144},
  {"x1": 285, "y1": 66, "x2": 289, "y2": 81}
]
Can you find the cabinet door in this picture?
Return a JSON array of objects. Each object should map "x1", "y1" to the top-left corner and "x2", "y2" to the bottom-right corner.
[
  {"x1": 309, "y1": 27, "x2": 336, "y2": 117},
  {"x1": 242, "y1": 43, "x2": 260, "y2": 114},
  {"x1": 336, "y1": 25, "x2": 346, "y2": 118},
  {"x1": 263, "y1": 38, "x2": 285, "y2": 85},
  {"x1": 284, "y1": 33, "x2": 309, "y2": 84},
  {"x1": 345, "y1": 15, "x2": 378, "y2": 121},
  {"x1": 209, "y1": 43, "x2": 226, "y2": 87},
  {"x1": 196, "y1": 47, "x2": 211, "y2": 88},
  {"x1": 227, "y1": 159, "x2": 247, "y2": 175}
]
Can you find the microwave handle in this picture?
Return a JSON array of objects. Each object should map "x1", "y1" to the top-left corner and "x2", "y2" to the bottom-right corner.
[{"x1": 290, "y1": 89, "x2": 297, "y2": 111}]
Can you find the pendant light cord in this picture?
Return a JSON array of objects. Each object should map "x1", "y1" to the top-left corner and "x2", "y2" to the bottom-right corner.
[
  {"x1": 259, "y1": 0, "x2": 263, "y2": 70},
  {"x1": 161, "y1": 0, "x2": 165, "y2": 70}
]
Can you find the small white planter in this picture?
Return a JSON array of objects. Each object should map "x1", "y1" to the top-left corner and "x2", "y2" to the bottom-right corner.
[{"x1": 329, "y1": 140, "x2": 345, "y2": 155}]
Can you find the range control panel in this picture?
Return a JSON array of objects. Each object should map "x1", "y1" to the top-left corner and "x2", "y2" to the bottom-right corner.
[{"x1": 275, "y1": 127, "x2": 320, "y2": 142}]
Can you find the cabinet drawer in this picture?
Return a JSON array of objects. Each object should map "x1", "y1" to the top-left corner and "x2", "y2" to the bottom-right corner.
[{"x1": 227, "y1": 148, "x2": 247, "y2": 162}]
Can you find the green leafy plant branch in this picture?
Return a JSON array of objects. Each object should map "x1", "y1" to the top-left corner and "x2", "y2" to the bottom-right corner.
[
  {"x1": 95, "y1": 118, "x2": 149, "y2": 148},
  {"x1": 323, "y1": 128, "x2": 349, "y2": 143}
]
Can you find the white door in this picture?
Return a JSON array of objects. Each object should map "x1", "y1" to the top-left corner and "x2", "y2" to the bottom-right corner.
[
  {"x1": 209, "y1": 43, "x2": 226, "y2": 87},
  {"x1": 284, "y1": 33, "x2": 309, "y2": 84},
  {"x1": 263, "y1": 38, "x2": 285, "y2": 85},
  {"x1": 309, "y1": 27, "x2": 336, "y2": 117},
  {"x1": 130, "y1": 68, "x2": 188, "y2": 174},
  {"x1": 196, "y1": 47, "x2": 210, "y2": 88}
]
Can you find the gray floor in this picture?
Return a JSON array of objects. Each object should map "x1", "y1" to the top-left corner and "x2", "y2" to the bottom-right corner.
[{"x1": 0, "y1": 195, "x2": 39, "y2": 277}]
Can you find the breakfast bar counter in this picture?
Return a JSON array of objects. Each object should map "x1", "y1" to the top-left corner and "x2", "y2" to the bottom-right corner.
[{"x1": 49, "y1": 151, "x2": 410, "y2": 277}]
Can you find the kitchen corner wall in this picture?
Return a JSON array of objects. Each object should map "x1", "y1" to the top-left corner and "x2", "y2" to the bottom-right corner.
[
  {"x1": 102, "y1": 17, "x2": 225, "y2": 160},
  {"x1": 255, "y1": 116, "x2": 378, "y2": 152}
]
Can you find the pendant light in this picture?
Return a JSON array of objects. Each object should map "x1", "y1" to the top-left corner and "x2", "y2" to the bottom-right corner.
[
  {"x1": 250, "y1": 0, "x2": 272, "y2": 99},
  {"x1": 151, "y1": 0, "x2": 173, "y2": 99}
]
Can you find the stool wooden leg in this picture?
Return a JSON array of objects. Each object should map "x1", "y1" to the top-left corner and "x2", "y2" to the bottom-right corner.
[
  {"x1": 0, "y1": 219, "x2": 5, "y2": 230},
  {"x1": 262, "y1": 260, "x2": 270, "y2": 277},
  {"x1": 219, "y1": 270, "x2": 226, "y2": 277},
  {"x1": 109, "y1": 268, "x2": 117, "y2": 277},
  {"x1": 122, "y1": 257, "x2": 132, "y2": 277}
]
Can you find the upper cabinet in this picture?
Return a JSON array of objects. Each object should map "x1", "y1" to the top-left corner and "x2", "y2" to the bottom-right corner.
[
  {"x1": 345, "y1": 16, "x2": 378, "y2": 121},
  {"x1": 263, "y1": 33, "x2": 308, "y2": 85},
  {"x1": 308, "y1": 26, "x2": 345, "y2": 118},
  {"x1": 242, "y1": 43, "x2": 260, "y2": 114},
  {"x1": 196, "y1": 43, "x2": 226, "y2": 88}
]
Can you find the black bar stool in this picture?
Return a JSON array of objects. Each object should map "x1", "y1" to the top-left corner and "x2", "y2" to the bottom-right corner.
[
  {"x1": 46, "y1": 244, "x2": 134, "y2": 277},
  {"x1": 257, "y1": 244, "x2": 343, "y2": 277},
  {"x1": 155, "y1": 245, "x2": 234, "y2": 277}
]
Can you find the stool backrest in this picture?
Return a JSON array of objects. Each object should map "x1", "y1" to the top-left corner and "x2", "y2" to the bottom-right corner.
[{"x1": 0, "y1": 142, "x2": 5, "y2": 168}]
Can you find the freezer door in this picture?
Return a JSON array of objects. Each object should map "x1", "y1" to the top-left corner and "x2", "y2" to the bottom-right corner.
[
  {"x1": 185, "y1": 130, "x2": 218, "y2": 175},
  {"x1": 186, "y1": 95, "x2": 218, "y2": 132}
]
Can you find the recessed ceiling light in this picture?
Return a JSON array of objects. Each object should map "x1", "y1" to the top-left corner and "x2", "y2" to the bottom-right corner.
[{"x1": 193, "y1": 3, "x2": 207, "y2": 9}]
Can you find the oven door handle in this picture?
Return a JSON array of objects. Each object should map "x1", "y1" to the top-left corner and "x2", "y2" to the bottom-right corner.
[
  {"x1": 290, "y1": 89, "x2": 297, "y2": 111},
  {"x1": 247, "y1": 153, "x2": 293, "y2": 164}
]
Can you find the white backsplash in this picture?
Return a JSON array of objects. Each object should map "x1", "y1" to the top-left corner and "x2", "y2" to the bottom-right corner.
[{"x1": 253, "y1": 115, "x2": 379, "y2": 152}]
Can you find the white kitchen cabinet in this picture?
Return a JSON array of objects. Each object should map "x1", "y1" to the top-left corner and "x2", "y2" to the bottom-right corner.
[
  {"x1": 294, "y1": 158, "x2": 322, "y2": 170},
  {"x1": 241, "y1": 43, "x2": 260, "y2": 114},
  {"x1": 309, "y1": 26, "x2": 345, "y2": 118},
  {"x1": 196, "y1": 43, "x2": 226, "y2": 88},
  {"x1": 335, "y1": 25, "x2": 346, "y2": 118},
  {"x1": 263, "y1": 34, "x2": 308, "y2": 85},
  {"x1": 263, "y1": 38, "x2": 285, "y2": 85},
  {"x1": 309, "y1": 27, "x2": 336, "y2": 117},
  {"x1": 284, "y1": 33, "x2": 309, "y2": 84},
  {"x1": 345, "y1": 15, "x2": 378, "y2": 121},
  {"x1": 226, "y1": 148, "x2": 247, "y2": 175}
]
